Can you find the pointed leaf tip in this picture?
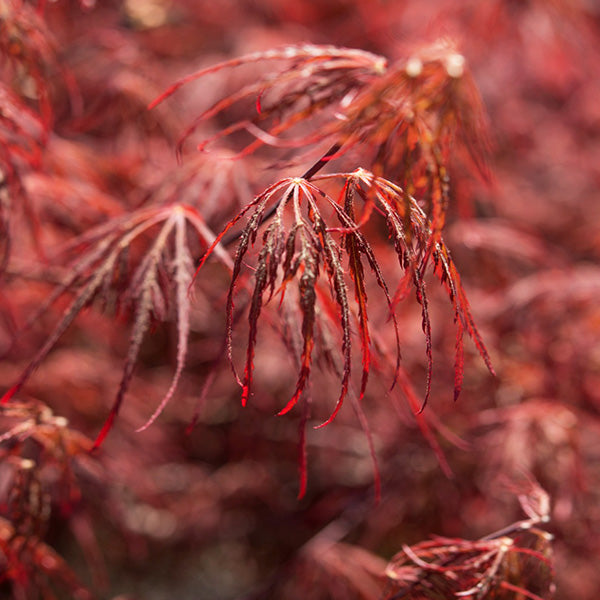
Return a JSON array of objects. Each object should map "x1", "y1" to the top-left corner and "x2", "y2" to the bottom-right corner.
[
  {"x1": 1, "y1": 384, "x2": 19, "y2": 404},
  {"x1": 92, "y1": 410, "x2": 118, "y2": 450},
  {"x1": 241, "y1": 385, "x2": 250, "y2": 407},
  {"x1": 278, "y1": 383, "x2": 306, "y2": 416},
  {"x1": 314, "y1": 390, "x2": 346, "y2": 429}
]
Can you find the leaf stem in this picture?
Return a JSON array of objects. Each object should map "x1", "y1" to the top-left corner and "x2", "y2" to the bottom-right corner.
[{"x1": 219, "y1": 143, "x2": 342, "y2": 248}]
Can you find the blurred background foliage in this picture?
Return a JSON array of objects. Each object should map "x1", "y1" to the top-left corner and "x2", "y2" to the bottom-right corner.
[{"x1": 1, "y1": 0, "x2": 599, "y2": 598}]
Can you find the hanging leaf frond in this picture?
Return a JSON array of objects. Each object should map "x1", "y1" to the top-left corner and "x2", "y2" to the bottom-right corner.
[
  {"x1": 2, "y1": 203, "x2": 228, "y2": 447},
  {"x1": 197, "y1": 168, "x2": 492, "y2": 425}
]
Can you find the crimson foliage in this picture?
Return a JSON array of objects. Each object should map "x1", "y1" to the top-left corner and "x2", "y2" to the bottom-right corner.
[{"x1": 1, "y1": 1, "x2": 599, "y2": 599}]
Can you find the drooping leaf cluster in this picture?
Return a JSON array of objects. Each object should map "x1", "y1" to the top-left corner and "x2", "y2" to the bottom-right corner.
[
  {"x1": 198, "y1": 167, "x2": 493, "y2": 425},
  {"x1": 148, "y1": 43, "x2": 495, "y2": 460},
  {"x1": 2, "y1": 202, "x2": 229, "y2": 447},
  {"x1": 0, "y1": 400, "x2": 98, "y2": 599},
  {"x1": 3, "y1": 39, "x2": 495, "y2": 459}
]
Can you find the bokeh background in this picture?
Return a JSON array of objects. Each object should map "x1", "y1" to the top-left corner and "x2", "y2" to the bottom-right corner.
[{"x1": 1, "y1": 0, "x2": 600, "y2": 598}]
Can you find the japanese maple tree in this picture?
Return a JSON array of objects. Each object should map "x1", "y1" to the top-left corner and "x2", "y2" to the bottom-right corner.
[{"x1": 2, "y1": 0, "x2": 599, "y2": 599}]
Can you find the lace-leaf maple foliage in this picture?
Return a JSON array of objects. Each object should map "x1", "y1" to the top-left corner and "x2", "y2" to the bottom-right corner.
[
  {"x1": 7, "y1": 1, "x2": 600, "y2": 598},
  {"x1": 1, "y1": 202, "x2": 230, "y2": 447},
  {"x1": 383, "y1": 481, "x2": 554, "y2": 600},
  {"x1": 0, "y1": 399, "x2": 99, "y2": 599},
  {"x1": 160, "y1": 42, "x2": 495, "y2": 487},
  {"x1": 3, "y1": 41, "x2": 493, "y2": 495},
  {"x1": 0, "y1": 0, "x2": 57, "y2": 268}
]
